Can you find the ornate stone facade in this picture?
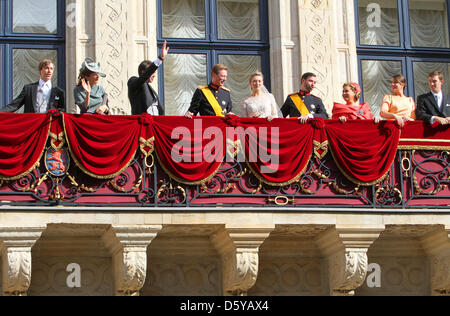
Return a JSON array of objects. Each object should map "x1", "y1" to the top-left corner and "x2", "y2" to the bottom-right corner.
[{"x1": 0, "y1": 0, "x2": 444, "y2": 296}]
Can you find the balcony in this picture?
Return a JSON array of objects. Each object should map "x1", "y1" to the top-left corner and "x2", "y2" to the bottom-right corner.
[{"x1": 0, "y1": 111, "x2": 448, "y2": 210}]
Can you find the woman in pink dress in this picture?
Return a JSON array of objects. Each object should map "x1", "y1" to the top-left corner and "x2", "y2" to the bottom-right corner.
[{"x1": 332, "y1": 82, "x2": 379, "y2": 123}]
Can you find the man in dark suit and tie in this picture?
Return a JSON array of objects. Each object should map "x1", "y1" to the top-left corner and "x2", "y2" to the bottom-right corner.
[
  {"x1": 416, "y1": 71, "x2": 450, "y2": 125},
  {"x1": 128, "y1": 41, "x2": 170, "y2": 115},
  {"x1": 1, "y1": 59, "x2": 65, "y2": 113}
]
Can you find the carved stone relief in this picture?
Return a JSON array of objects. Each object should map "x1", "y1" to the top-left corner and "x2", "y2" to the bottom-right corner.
[
  {"x1": 29, "y1": 257, "x2": 113, "y2": 296},
  {"x1": 141, "y1": 259, "x2": 221, "y2": 296},
  {"x1": 249, "y1": 259, "x2": 324, "y2": 296},
  {"x1": 356, "y1": 257, "x2": 428, "y2": 296}
]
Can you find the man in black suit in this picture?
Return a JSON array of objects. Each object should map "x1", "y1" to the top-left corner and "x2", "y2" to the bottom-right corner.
[
  {"x1": 2, "y1": 59, "x2": 65, "y2": 113},
  {"x1": 185, "y1": 64, "x2": 233, "y2": 118},
  {"x1": 416, "y1": 71, "x2": 450, "y2": 125},
  {"x1": 281, "y1": 72, "x2": 329, "y2": 123},
  {"x1": 128, "y1": 41, "x2": 169, "y2": 115}
]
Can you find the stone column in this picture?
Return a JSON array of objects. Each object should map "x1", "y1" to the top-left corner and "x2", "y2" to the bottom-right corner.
[
  {"x1": 0, "y1": 227, "x2": 46, "y2": 296},
  {"x1": 295, "y1": 0, "x2": 359, "y2": 112},
  {"x1": 65, "y1": 0, "x2": 158, "y2": 114},
  {"x1": 316, "y1": 225, "x2": 385, "y2": 296},
  {"x1": 211, "y1": 225, "x2": 274, "y2": 296},
  {"x1": 102, "y1": 225, "x2": 162, "y2": 296},
  {"x1": 421, "y1": 226, "x2": 450, "y2": 296}
]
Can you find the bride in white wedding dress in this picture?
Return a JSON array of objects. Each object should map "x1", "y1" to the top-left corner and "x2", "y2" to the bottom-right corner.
[{"x1": 241, "y1": 72, "x2": 280, "y2": 121}]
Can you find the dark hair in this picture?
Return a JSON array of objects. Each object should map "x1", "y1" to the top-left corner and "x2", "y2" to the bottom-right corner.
[
  {"x1": 39, "y1": 59, "x2": 54, "y2": 71},
  {"x1": 138, "y1": 60, "x2": 153, "y2": 75},
  {"x1": 392, "y1": 74, "x2": 406, "y2": 85},
  {"x1": 77, "y1": 68, "x2": 95, "y2": 86},
  {"x1": 301, "y1": 72, "x2": 316, "y2": 81}
]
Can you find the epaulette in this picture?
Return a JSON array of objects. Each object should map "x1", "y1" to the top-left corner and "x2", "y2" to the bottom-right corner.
[
  {"x1": 221, "y1": 86, "x2": 231, "y2": 92},
  {"x1": 198, "y1": 85, "x2": 208, "y2": 89}
]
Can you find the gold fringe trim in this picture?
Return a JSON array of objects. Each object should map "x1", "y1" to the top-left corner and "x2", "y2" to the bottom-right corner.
[
  {"x1": 327, "y1": 138, "x2": 399, "y2": 186},
  {"x1": 0, "y1": 115, "x2": 52, "y2": 181},
  {"x1": 62, "y1": 113, "x2": 138, "y2": 180}
]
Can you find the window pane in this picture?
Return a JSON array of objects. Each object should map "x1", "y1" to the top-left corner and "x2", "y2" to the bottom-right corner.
[
  {"x1": 413, "y1": 62, "x2": 450, "y2": 99},
  {"x1": 13, "y1": 49, "x2": 58, "y2": 99},
  {"x1": 409, "y1": 0, "x2": 449, "y2": 48},
  {"x1": 218, "y1": 54, "x2": 262, "y2": 117},
  {"x1": 13, "y1": 0, "x2": 57, "y2": 34},
  {"x1": 164, "y1": 53, "x2": 207, "y2": 115},
  {"x1": 358, "y1": 0, "x2": 400, "y2": 46},
  {"x1": 361, "y1": 60, "x2": 403, "y2": 116},
  {"x1": 162, "y1": 0, "x2": 206, "y2": 39},
  {"x1": 217, "y1": 0, "x2": 260, "y2": 40}
]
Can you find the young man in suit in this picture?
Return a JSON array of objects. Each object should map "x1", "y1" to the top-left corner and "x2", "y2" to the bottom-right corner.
[
  {"x1": 416, "y1": 71, "x2": 450, "y2": 125},
  {"x1": 128, "y1": 41, "x2": 169, "y2": 116},
  {"x1": 2, "y1": 59, "x2": 65, "y2": 113},
  {"x1": 281, "y1": 72, "x2": 329, "y2": 123}
]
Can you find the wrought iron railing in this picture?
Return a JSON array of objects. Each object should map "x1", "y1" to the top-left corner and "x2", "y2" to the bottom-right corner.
[{"x1": 1, "y1": 142, "x2": 448, "y2": 209}]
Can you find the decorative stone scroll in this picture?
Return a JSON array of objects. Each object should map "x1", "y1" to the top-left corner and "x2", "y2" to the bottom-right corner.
[
  {"x1": 102, "y1": 225, "x2": 162, "y2": 296},
  {"x1": 316, "y1": 225, "x2": 385, "y2": 296},
  {"x1": 0, "y1": 226, "x2": 46, "y2": 296},
  {"x1": 211, "y1": 225, "x2": 274, "y2": 296}
]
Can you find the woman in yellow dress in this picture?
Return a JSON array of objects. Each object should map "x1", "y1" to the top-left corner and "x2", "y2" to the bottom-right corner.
[{"x1": 380, "y1": 74, "x2": 416, "y2": 127}]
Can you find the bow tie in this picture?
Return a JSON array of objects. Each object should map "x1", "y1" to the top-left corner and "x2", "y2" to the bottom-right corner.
[{"x1": 299, "y1": 90, "x2": 310, "y2": 97}]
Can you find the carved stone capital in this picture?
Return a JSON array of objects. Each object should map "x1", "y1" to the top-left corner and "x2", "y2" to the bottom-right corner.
[
  {"x1": 211, "y1": 225, "x2": 274, "y2": 296},
  {"x1": 316, "y1": 225, "x2": 384, "y2": 296},
  {"x1": 0, "y1": 226, "x2": 46, "y2": 296},
  {"x1": 421, "y1": 226, "x2": 450, "y2": 295},
  {"x1": 102, "y1": 225, "x2": 162, "y2": 296}
]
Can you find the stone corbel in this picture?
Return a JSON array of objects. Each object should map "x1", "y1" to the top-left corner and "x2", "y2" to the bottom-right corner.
[
  {"x1": 102, "y1": 225, "x2": 162, "y2": 296},
  {"x1": 420, "y1": 226, "x2": 450, "y2": 296},
  {"x1": 316, "y1": 225, "x2": 385, "y2": 296},
  {"x1": 211, "y1": 225, "x2": 274, "y2": 296},
  {"x1": 0, "y1": 226, "x2": 46, "y2": 296}
]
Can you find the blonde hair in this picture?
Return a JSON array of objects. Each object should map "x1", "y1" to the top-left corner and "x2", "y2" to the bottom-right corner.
[
  {"x1": 343, "y1": 82, "x2": 361, "y2": 101},
  {"x1": 249, "y1": 72, "x2": 264, "y2": 83}
]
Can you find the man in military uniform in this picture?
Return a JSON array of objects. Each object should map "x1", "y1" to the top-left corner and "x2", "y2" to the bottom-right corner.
[
  {"x1": 281, "y1": 72, "x2": 329, "y2": 123},
  {"x1": 185, "y1": 64, "x2": 233, "y2": 118}
]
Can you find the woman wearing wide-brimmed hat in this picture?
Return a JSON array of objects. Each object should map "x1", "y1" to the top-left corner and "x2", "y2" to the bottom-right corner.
[{"x1": 74, "y1": 58, "x2": 109, "y2": 114}]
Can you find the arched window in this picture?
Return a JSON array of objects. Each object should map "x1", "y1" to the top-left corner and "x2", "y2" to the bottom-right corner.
[
  {"x1": 157, "y1": 0, "x2": 270, "y2": 116},
  {"x1": 0, "y1": 0, "x2": 65, "y2": 109}
]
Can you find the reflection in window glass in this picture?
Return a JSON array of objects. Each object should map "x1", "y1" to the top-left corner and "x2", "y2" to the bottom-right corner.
[
  {"x1": 164, "y1": 53, "x2": 207, "y2": 115},
  {"x1": 13, "y1": 0, "x2": 57, "y2": 33},
  {"x1": 413, "y1": 62, "x2": 450, "y2": 99},
  {"x1": 358, "y1": 0, "x2": 400, "y2": 46},
  {"x1": 217, "y1": 0, "x2": 260, "y2": 40},
  {"x1": 218, "y1": 54, "x2": 262, "y2": 117},
  {"x1": 162, "y1": 0, "x2": 206, "y2": 39},
  {"x1": 409, "y1": 0, "x2": 450, "y2": 48},
  {"x1": 361, "y1": 60, "x2": 403, "y2": 116},
  {"x1": 13, "y1": 49, "x2": 58, "y2": 98}
]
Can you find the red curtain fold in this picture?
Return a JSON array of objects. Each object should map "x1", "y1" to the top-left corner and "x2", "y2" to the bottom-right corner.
[
  {"x1": 63, "y1": 114, "x2": 141, "y2": 179},
  {"x1": 237, "y1": 118, "x2": 314, "y2": 186},
  {"x1": 0, "y1": 113, "x2": 51, "y2": 180},
  {"x1": 399, "y1": 121, "x2": 450, "y2": 149},
  {"x1": 325, "y1": 120, "x2": 401, "y2": 185},
  {"x1": 150, "y1": 116, "x2": 228, "y2": 184}
]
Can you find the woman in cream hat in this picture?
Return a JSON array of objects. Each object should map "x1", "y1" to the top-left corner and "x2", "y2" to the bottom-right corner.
[{"x1": 74, "y1": 58, "x2": 109, "y2": 114}]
